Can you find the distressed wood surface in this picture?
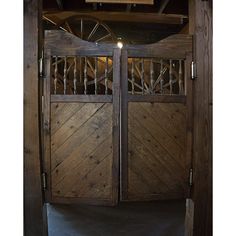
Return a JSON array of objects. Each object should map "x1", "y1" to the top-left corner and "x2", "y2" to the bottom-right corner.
[
  {"x1": 185, "y1": 0, "x2": 213, "y2": 235},
  {"x1": 51, "y1": 103, "x2": 114, "y2": 203},
  {"x1": 126, "y1": 102, "x2": 189, "y2": 200},
  {"x1": 85, "y1": 0, "x2": 154, "y2": 4},
  {"x1": 24, "y1": 0, "x2": 47, "y2": 235},
  {"x1": 45, "y1": 31, "x2": 192, "y2": 60},
  {"x1": 43, "y1": 11, "x2": 186, "y2": 25}
]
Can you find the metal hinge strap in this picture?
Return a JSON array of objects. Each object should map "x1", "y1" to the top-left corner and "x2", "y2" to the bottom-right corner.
[
  {"x1": 42, "y1": 172, "x2": 47, "y2": 190},
  {"x1": 191, "y1": 61, "x2": 197, "y2": 80},
  {"x1": 189, "y1": 168, "x2": 193, "y2": 186}
]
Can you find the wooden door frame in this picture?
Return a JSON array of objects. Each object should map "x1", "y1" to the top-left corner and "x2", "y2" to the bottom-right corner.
[
  {"x1": 24, "y1": 0, "x2": 48, "y2": 235},
  {"x1": 24, "y1": 0, "x2": 212, "y2": 235},
  {"x1": 185, "y1": 0, "x2": 213, "y2": 235}
]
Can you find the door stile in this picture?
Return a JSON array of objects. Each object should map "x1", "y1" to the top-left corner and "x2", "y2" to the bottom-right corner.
[
  {"x1": 111, "y1": 48, "x2": 121, "y2": 205},
  {"x1": 43, "y1": 49, "x2": 52, "y2": 202},
  {"x1": 185, "y1": 53, "x2": 194, "y2": 196},
  {"x1": 120, "y1": 49, "x2": 128, "y2": 200}
]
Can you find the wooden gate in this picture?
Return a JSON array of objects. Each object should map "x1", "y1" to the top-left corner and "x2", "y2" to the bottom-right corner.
[
  {"x1": 43, "y1": 31, "x2": 120, "y2": 205},
  {"x1": 42, "y1": 31, "x2": 193, "y2": 205},
  {"x1": 120, "y1": 35, "x2": 193, "y2": 201}
]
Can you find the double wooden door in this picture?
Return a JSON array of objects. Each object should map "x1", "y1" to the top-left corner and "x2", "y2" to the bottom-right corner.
[{"x1": 42, "y1": 30, "x2": 193, "y2": 206}]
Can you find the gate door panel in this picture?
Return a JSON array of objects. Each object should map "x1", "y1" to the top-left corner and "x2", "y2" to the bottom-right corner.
[
  {"x1": 120, "y1": 35, "x2": 193, "y2": 201},
  {"x1": 43, "y1": 31, "x2": 120, "y2": 205}
]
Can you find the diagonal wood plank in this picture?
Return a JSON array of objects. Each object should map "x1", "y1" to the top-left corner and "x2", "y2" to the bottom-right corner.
[
  {"x1": 51, "y1": 103, "x2": 85, "y2": 135},
  {"x1": 129, "y1": 103, "x2": 186, "y2": 169},
  {"x1": 52, "y1": 104, "x2": 113, "y2": 184},
  {"x1": 127, "y1": 102, "x2": 188, "y2": 200},
  {"x1": 139, "y1": 102, "x2": 186, "y2": 149},
  {"x1": 51, "y1": 103, "x2": 111, "y2": 170},
  {"x1": 53, "y1": 135, "x2": 112, "y2": 198},
  {"x1": 51, "y1": 102, "x2": 104, "y2": 154}
]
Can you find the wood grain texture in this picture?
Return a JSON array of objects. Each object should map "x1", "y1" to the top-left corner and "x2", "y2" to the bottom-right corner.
[
  {"x1": 43, "y1": 11, "x2": 186, "y2": 25},
  {"x1": 186, "y1": 0, "x2": 213, "y2": 235},
  {"x1": 50, "y1": 103, "x2": 114, "y2": 203},
  {"x1": 127, "y1": 102, "x2": 189, "y2": 200},
  {"x1": 24, "y1": 0, "x2": 47, "y2": 235},
  {"x1": 85, "y1": 0, "x2": 154, "y2": 4}
]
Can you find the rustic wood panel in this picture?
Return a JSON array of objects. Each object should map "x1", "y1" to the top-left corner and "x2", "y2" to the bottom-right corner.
[
  {"x1": 85, "y1": 0, "x2": 154, "y2": 4},
  {"x1": 50, "y1": 103, "x2": 114, "y2": 202},
  {"x1": 127, "y1": 102, "x2": 189, "y2": 200},
  {"x1": 186, "y1": 1, "x2": 213, "y2": 235},
  {"x1": 24, "y1": 0, "x2": 47, "y2": 235}
]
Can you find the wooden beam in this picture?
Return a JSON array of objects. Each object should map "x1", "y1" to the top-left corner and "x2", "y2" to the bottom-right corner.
[
  {"x1": 185, "y1": 0, "x2": 212, "y2": 235},
  {"x1": 24, "y1": 0, "x2": 47, "y2": 235},
  {"x1": 158, "y1": 0, "x2": 170, "y2": 14},
  {"x1": 86, "y1": 0, "x2": 153, "y2": 4},
  {"x1": 43, "y1": 11, "x2": 187, "y2": 25}
]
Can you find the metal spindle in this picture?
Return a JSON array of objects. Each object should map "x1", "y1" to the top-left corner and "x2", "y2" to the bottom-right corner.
[
  {"x1": 150, "y1": 58, "x2": 154, "y2": 94},
  {"x1": 179, "y1": 60, "x2": 184, "y2": 94},
  {"x1": 63, "y1": 56, "x2": 67, "y2": 94},
  {"x1": 84, "y1": 57, "x2": 87, "y2": 95},
  {"x1": 131, "y1": 59, "x2": 135, "y2": 94},
  {"x1": 141, "y1": 59, "x2": 144, "y2": 94},
  {"x1": 54, "y1": 56, "x2": 58, "y2": 94},
  {"x1": 169, "y1": 59, "x2": 173, "y2": 95},
  {"x1": 73, "y1": 57, "x2": 77, "y2": 94},
  {"x1": 160, "y1": 59, "x2": 164, "y2": 94},
  {"x1": 94, "y1": 57, "x2": 98, "y2": 95},
  {"x1": 105, "y1": 57, "x2": 108, "y2": 95}
]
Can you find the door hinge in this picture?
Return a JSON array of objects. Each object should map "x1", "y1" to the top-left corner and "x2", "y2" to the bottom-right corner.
[
  {"x1": 189, "y1": 168, "x2": 193, "y2": 186},
  {"x1": 42, "y1": 172, "x2": 47, "y2": 190},
  {"x1": 191, "y1": 61, "x2": 197, "y2": 80}
]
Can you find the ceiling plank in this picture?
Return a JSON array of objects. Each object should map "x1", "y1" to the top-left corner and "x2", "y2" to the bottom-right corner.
[
  {"x1": 158, "y1": 0, "x2": 170, "y2": 14},
  {"x1": 85, "y1": 0, "x2": 153, "y2": 4},
  {"x1": 43, "y1": 11, "x2": 187, "y2": 25}
]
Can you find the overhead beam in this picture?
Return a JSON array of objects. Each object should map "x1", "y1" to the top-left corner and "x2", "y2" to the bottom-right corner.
[
  {"x1": 43, "y1": 11, "x2": 187, "y2": 25},
  {"x1": 86, "y1": 0, "x2": 153, "y2": 4},
  {"x1": 158, "y1": 0, "x2": 170, "y2": 13}
]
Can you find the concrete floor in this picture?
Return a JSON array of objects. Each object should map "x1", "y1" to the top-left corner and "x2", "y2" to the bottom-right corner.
[{"x1": 47, "y1": 200, "x2": 186, "y2": 236}]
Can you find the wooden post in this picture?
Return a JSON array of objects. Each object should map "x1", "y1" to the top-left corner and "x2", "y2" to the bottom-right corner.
[
  {"x1": 185, "y1": 0, "x2": 212, "y2": 235},
  {"x1": 24, "y1": 0, "x2": 47, "y2": 235}
]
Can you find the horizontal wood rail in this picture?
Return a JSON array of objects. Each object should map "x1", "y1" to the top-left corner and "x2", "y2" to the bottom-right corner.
[
  {"x1": 51, "y1": 95, "x2": 113, "y2": 103},
  {"x1": 128, "y1": 94, "x2": 186, "y2": 103},
  {"x1": 43, "y1": 11, "x2": 187, "y2": 25}
]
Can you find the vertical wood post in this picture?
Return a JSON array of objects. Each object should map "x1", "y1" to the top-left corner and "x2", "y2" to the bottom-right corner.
[
  {"x1": 24, "y1": 0, "x2": 47, "y2": 235},
  {"x1": 185, "y1": 0, "x2": 212, "y2": 235}
]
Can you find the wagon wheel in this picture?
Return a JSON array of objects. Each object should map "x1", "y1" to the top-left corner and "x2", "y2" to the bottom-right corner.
[{"x1": 58, "y1": 15, "x2": 116, "y2": 43}]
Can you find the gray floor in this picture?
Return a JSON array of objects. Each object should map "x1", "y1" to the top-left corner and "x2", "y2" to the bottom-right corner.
[{"x1": 47, "y1": 200, "x2": 186, "y2": 236}]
